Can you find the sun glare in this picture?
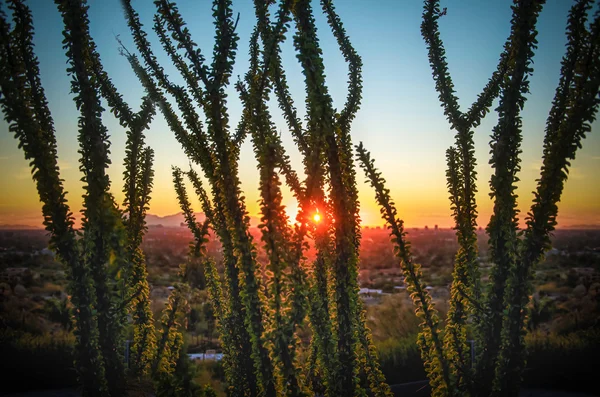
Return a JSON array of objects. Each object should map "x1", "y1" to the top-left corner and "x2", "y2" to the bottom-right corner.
[{"x1": 313, "y1": 213, "x2": 321, "y2": 223}]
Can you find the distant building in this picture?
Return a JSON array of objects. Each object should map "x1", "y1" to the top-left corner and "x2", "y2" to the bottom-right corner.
[
  {"x1": 188, "y1": 351, "x2": 223, "y2": 362},
  {"x1": 359, "y1": 288, "x2": 383, "y2": 296}
]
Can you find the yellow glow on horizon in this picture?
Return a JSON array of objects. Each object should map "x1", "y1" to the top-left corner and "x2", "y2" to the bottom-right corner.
[{"x1": 2, "y1": 168, "x2": 600, "y2": 229}]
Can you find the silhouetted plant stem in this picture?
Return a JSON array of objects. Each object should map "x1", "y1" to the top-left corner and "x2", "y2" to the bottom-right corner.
[
  {"x1": 356, "y1": 144, "x2": 451, "y2": 396},
  {"x1": 0, "y1": 3, "x2": 107, "y2": 393},
  {"x1": 495, "y1": 3, "x2": 600, "y2": 395},
  {"x1": 477, "y1": 2, "x2": 545, "y2": 395}
]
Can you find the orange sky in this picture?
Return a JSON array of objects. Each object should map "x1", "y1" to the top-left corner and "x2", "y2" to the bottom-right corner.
[
  {"x1": 1, "y1": 1, "x2": 599, "y2": 229},
  {"x1": 1, "y1": 144, "x2": 598, "y2": 229}
]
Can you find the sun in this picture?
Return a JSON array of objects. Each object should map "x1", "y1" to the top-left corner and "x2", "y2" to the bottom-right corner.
[{"x1": 313, "y1": 213, "x2": 321, "y2": 223}]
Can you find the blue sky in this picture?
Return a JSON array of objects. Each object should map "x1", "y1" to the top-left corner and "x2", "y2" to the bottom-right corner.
[{"x1": 1, "y1": 0, "x2": 598, "y2": 228}]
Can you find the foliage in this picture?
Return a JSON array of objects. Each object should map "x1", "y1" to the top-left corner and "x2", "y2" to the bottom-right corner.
[
  {"x1": 43, "y1": 296, "x2": 73, "y2": 331},
  {"x1": 522, "y1": 329, "x2": 600, "y2": 393},
  {"x1": 374, "y1": 336, "x2": 425, "y2": 386},
  {"x1": 0, "y1": 0, "x2": 189, "y2": 395},
  {"x1": 358, "y1": 0, "x2": 600, "y2": 396},
  {"x1": 3, "y1": 0, "x2": 598, "y2": 396},
  {"x1": 117, "y1": 0, "x2": 392, "y2": 395},
  {"x1": 0, "y1": 329, "x2": 78, "y2": 392},
  {"x1": 153, "y1": 284, "x2": 192, "y2": 395}
]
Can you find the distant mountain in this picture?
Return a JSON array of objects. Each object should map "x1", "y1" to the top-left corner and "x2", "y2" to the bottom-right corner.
[
  {"x1": 0, "y1": 224, "x2": 44, "y2": 230},
  {"x1": 145, "y1": 212, "x2": 262, "y2": 228},
  {"x1": 3, "y1": 212, "x2": 598, "y2": 231},
  {"x1": 0, "y1": 211, "x2": 264, "y2": 231},
  {"x1": 2, "y1": 213, "x2": 197, "y2": 230},
  {"x1": 559, "y1": 224, "x2": 600, "y2": 230},
  {"x1": 145, "y1": 212, "x2": 206, "y2": 228}
]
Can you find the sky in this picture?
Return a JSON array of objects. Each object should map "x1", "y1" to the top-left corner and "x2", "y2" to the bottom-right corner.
[{"x1": 0, "y1": 0, "x2": 599, "y2": 229}]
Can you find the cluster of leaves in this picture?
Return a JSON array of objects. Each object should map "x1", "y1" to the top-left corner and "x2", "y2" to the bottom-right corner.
[
  {"x1": 357, "y1": 0, "x2": 600, "y2": 396},
  {"x1": 0, "y1": 0, "x2": 192, "y2": 395}
]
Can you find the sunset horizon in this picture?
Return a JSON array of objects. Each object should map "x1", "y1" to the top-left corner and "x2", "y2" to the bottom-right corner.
[
  {"x1": 2, "y1": 208, "x2": 600, "y2": 231},
  {"x1": 1, "y1": 1, "x2": 599, "y2": 232}
]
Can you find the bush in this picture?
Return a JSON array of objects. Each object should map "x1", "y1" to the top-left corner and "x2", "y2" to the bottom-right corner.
[
  {"x1": 367, "y1": 294, "x2": 421, "y2": 341},
  {"x1": 375, "y1": 336, "x2": 425, "y2": 385},
  {"x1": 193, "y1": 361, "x2": 226, "y2": 397},
  {"x1": 0, "y1": 329, "x2": 77, "y2": 391},
  {"x1": 522, "y1": 330, "x2": 600, "y2": 394}
]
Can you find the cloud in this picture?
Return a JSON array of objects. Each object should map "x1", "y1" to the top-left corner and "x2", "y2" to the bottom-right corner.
[{"x1": 0, "y1": 156, "x2": 10, "y2": 161}]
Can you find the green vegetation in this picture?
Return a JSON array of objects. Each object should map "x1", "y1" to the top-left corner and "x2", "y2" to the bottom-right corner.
[
  {"x1": 357, "y1": 0, "x2": 600, "y2": 396},
  {"x1": 0, "y1": 0, "x2": 190, "y2": 395},
  {"x1": 1, "y1": 0, "x2": 599, "y2": 396},
  {"x1": 156, "y1": 0, "x2": 389, "y2": 394},
  {"x1": 0, "y1": 329, "x2": 77, "y2": 392}
]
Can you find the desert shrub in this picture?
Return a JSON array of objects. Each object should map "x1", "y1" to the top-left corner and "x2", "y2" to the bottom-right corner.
[
  {"x1": 193, "y1": 361, "x2": 227, "y2": 397},
  {"x1": 550, "y1": 295, "x2": 599, "y2": 335},
  {"x1": 367, "y1": 294, "x2": 421, "y2": 342},
  {"x1": 0, "y1": 329, "x2": 77, "y2": 391},
  {"x1": 0, "y1": 296, "x2": 49, "y2": 334},
  {"x1": 522, "y1": 330, "x2": 600, "y2": 393},
  {"x1": 38, "y1": 281, "x2": 64, "y2": 295},
  {"x1": 43, "y1": 296, "x2": 73, "y2": 331},
  {"x1": 375, "y1": 337, "x2": 425, "y2": 385},
  {"x1": 526, "y1": 294, "x2": 555, "y2": 332},
  {"x1": 536, "y1": 281, "x2": 571, "y2": 295}
]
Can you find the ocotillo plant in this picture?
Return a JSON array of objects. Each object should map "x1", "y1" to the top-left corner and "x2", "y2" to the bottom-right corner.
[
  {"x1": 0, "y1": 1, "x2": 107, "y2": 393},
  {"x1": 0, "y1": 0, "x2": 191, "y2": 395},
  {"x1": 120, "y1": 0, "x2": 265, "y2": 394},
  {"x1": 358, "y1": 1, "x2": 600, "y2": 396},
  {"x1": 247, "y1": 1, "x2": 389, "y2": 395},
  {"x1": 236, "y1": 6, "x2": 307, "y2": 395},
  {"x1": 122, "y1": 0, "x2": 391, "y2": 396},
  {"x1": 71, "y1": 0, "x2": 159, "y2": 376},
  {"x1": 285, "y1": 1, "x2": 390, "y2": 395}
]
